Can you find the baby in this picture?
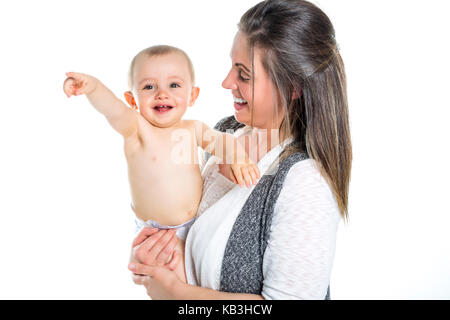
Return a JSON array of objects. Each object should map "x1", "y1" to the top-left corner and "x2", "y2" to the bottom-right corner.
[{"x1": 63, "y1": 45, "x2": 259, "y2": 241}]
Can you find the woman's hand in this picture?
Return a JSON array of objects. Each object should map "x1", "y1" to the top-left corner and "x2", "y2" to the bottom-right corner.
[
  {"x1": 130, "y1": 227, "x2": 180, "y2": 269},
  {"x1": 129, "y1": 262, "x2": 185, "y2": 300},
  {"x1": 130, "y1": 227, "x2": 187, "y2": 299}
]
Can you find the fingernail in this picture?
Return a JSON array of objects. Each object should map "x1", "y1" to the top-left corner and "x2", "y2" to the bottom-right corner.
[{"x1": 129, "y1": 263, "x2": 135, "y2": 270}]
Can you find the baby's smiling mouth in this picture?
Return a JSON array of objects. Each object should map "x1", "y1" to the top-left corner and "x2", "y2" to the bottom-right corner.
[{"x1": 153, "y1": 105, "x2": 174, "y2": 112}]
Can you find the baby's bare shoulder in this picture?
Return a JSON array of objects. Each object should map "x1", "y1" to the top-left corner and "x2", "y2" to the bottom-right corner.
[
  {"x1": 180, "y1": 119, "x2": 198, "y2": 129},
  {"x1": 123, "y1": 115, "x2": 156, "y2": 149}
]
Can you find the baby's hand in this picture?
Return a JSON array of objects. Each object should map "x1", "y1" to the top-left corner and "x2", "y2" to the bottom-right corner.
[
  {"x1": 63, "y1": 72, "x2": 98, "y2": 98},
  {"x1": 230, "y1": 162, "x2": 260, "y2": 188}
]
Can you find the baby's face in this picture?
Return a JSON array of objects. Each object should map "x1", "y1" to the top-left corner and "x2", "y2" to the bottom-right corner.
[{"x1": 131, "y1": 52, "x2": 195, "y2": 128}]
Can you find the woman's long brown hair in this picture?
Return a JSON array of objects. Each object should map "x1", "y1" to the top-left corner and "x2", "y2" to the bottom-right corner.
[{"x1": 239, "y1": 0, "x2": 352, "y2": 221}]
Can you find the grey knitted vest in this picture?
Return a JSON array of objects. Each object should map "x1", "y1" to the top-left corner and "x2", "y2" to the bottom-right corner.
[{"x1": 209, "y1": 116, "x2": 330, "y2": 300}]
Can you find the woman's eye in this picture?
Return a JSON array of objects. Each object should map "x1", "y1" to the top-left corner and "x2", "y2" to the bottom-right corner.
[
  {"x1": 143, "y1": 85, "x2": 154, "y2": 90},
  {"x1": 238, "y1": 71, "x2": 250, "y2": 81},
  {"x1": 170, "y1": 83, "x2": 180, "y2": 88}
]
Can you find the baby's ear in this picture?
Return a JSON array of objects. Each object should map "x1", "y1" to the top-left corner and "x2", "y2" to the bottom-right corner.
[
  {"x1": 124, "y1": 91, "x2": 138, "y2": 110},
  {"x1": 188, "y1": 87, "x2": 200, "y2": 107}
]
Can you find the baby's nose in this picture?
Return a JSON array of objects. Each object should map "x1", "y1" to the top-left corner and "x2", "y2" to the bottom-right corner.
[{"x1": 156, "y1": 89, "x2": 169, "y2": 99}]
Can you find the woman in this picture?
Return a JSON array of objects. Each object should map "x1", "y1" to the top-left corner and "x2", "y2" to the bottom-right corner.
[{"x1": 128, "y1": 0, "x2": 351, "y2": 300}]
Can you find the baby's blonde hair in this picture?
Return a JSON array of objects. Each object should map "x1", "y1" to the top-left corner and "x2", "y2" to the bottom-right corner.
[{"x1": 128, "y1": 45, "x2": 195, "y2": 90}]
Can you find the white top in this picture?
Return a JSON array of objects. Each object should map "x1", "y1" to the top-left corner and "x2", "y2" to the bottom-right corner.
[{"x1": 184, "y1": 128, "x2": 341, "y2": 299}]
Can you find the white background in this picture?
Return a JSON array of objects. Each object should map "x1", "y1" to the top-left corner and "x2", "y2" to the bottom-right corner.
[{"x1": 0, "y1": 0, "x2": 449, "y2": 299}]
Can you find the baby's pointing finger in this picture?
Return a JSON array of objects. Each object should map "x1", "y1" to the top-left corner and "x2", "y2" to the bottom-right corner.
[
  {"x1": 66, "y1": 72, "x2": 87, "y2": 85},
  {"x1": 63, "y1": 87, "x2": 71, "y2": 98},
  {"x1": 66, "y1": 72, "x2": 81, "y2": 79},
  {"x1": 65, "y1": 73, "x2": 79, "y2": 83},
  {"x1": 63, "y1": 78, "x2": 74, "y2": 95}
]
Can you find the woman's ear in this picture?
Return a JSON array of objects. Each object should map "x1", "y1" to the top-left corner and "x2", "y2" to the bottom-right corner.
[
  {"x1": 188, "y1": 87, "x2": 200, "y2": 106},
  {"x1": 124, "y1": 91, "x2": 138, "y2": 110}
]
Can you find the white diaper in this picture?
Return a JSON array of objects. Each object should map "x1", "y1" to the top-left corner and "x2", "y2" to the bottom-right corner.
[{"x1": 134, "y1": 216, "x2": 196, "y2": 241}]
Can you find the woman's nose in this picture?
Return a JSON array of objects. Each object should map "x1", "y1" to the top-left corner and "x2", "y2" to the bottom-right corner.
[{"x1": 222, "y1": 70, "x2": 237, "y2": 90}]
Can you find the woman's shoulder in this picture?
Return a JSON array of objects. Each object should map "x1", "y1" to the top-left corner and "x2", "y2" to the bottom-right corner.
[
  {"x1": 276, "y1": 158, "x2": 341, "y2": 221},
  {"x1": 284, "y1": 158, "x2": 327, "y2": 188}
]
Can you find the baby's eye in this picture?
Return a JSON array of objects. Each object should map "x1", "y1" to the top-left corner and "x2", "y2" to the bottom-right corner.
[
  {"x1": 143, "y1": 84, "x2": 154, "y2": 90},
  {"x1": 170, "y1": 83, "x2": 180, "y2": 88}
]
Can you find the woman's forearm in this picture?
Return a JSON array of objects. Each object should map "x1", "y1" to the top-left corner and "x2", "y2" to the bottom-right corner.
[
  {"x1": 129, "y1": 257, "x2": 264, "y2": 300},
  {"x1": 174, "y1": 282, "x2": 264, "y2": 300}
]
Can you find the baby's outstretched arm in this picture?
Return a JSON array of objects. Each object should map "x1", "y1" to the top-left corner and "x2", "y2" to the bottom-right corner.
[
  {"x1": 63, "y1": 72, "x2": 138, "y2": 138},
  {"x1": 193, "y1": 120, "x2": 260, "y2": 187}
]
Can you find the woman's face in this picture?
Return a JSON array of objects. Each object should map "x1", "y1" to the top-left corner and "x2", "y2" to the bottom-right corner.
[{"x1": 222, "y1": 31, "x2": 284, "y2": 131}]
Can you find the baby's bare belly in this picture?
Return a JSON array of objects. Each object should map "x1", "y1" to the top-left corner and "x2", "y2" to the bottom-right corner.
[{"x1": 128, "y1": 162, "x2": 203, "y2": 226}]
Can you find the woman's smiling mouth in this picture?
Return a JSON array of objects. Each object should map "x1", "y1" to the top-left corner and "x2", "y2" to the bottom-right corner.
[{"x1": 233, "y1": 96, "x2": 248, "y2": 111}]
